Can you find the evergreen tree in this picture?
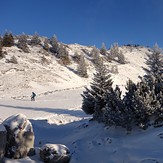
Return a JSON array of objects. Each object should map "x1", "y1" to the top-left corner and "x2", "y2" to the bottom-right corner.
[
  {"x1": 30, "y1": 32, "x2": 41, "y2": 46},
  {"x1": 43, "y1": 38, "x2": 49, "y2": 51},
  {"x1": 103, "y1": 86, "x2": 125, "y2": 127},
  {"x1": 117, "y1": 50, "x2": 125, "y2": 64},
  {"x1": 72, "y1": 52, "x2": 81, "y2": 63},
  {"x1": 110, "y1": 43, "x2": 119, "y2": 59},
  {"x1": 17, "y1": 33, "x2": 29, "y2": 53},
  {"x1": 57, "y1": 44, "x2": 70, "y2": 65},
  {"x1": 144, "y1": 43, "x2": 163, "y2": 80},
  {"x1": 0, "y1": 40, "x2": 3, "y2": 59},
  {"x1": 50, "y1": 35, "x2": 59, "y2": 54},
  {"x1": 81, "y1": 59, "x2": 113, "y2": 121},
  {"x1": 100, "y1": 42, "x2": 107, "y2": 55},
  {"x1": 77, "y1": 55, "x2": 88, "y2": 78},
  {"x1": 143, "y1": 43, "x2": 163, "y2": 120},
  {"x1": 123, "y1": 79, "x2": 156, "y2": 129},
  {"x1": 3, "y1": 32, "x2": 14, "y2": 47},
  {"x1": 91, "y1": 46, "x2": 101, "y2": 65}
]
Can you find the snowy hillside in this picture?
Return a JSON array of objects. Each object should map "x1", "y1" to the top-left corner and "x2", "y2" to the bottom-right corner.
[
  {"x1": 0, "y1": 41, "x2": 150, "y2": 99},
  {"x1": 1, "y1": 38, "x2": 161, "y2": 163}
]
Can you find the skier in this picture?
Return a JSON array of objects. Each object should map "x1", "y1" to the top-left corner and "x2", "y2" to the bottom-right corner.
[{"x1": 31, "y1": 92, "x2": 36, "y2": 101}]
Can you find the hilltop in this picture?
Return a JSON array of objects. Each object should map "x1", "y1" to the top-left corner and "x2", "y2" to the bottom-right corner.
[{"x1": 0, "y1": 34, "x2": 151, "y2": 99}]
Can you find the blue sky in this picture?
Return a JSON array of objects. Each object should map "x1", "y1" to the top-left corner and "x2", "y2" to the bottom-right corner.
[{"x1": 1, "y1": 0, "x2": 163, "y2": 48}]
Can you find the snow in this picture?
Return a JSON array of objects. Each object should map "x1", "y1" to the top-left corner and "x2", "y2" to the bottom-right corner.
[
  {"x1": 1, "y1": 44, "x2": 162, "y2": 162},
  {"x1": 0, "y1": 123, "x2": 6, "y2": 132}
]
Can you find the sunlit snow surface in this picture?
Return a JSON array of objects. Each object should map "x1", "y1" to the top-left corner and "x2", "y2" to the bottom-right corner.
[{"x1": 1, "y1": 45, "x2": 162, "y2": 162}]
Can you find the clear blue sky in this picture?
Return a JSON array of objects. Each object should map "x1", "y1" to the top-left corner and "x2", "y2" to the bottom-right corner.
[{"x1": 1, "y1": 0, "x2": 163, "y2": 48}]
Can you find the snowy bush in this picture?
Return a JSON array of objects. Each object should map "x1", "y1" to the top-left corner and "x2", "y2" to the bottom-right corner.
[
  {"x1": 6, "y1": 55, "x2": 18, "y2": 64},
  {"x1": 41, "y1": 56, "x2": 51, "y2": 65},
  {"x1": 39, "y1": 144, "x2": 71, "y2": 163},
  {"x1": 3, "y1": 113, "x2": 35, "y2": 159},
  {"x1": 110, "y1": 65, "x2": 118, "y2": 74}
]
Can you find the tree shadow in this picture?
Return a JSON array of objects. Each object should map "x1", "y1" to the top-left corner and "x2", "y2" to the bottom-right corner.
[{"x1": 0, "y1": 104, "x2": 86, "y2": 118}]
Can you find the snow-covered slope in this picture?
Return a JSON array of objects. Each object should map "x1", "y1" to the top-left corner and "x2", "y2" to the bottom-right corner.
[
  {"x1": 0, "y1": 42, "x2": 149, "y2": 99},
  {"x1": 1, "y1": 42, "x2": 163, "y2": 163}
]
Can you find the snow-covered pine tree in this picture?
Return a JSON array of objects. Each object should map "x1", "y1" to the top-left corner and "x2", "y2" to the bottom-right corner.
[
  {"x1": 123, "y1": 80, "x2": 137, "y2": 130},
  {"x1": 30, "y1": 32, "x2": 41, "y2": 46},
  {"x1": 91, "y1": 46, "x2": 101, "y2": 66},
  {"x1": 81, "y1": 58, "x2": 113, "y2": 121},
  {"x1": 43, "y1": 38, "x2": 50, "y2": 51},
  {"x1": 117, "y1": 50, "x2": 125, "y2": 64},
  {"x1": 100, "y1": 42, "x2": 107, "y2": 55},
  {"x1": 50, "y1": 35, "x2": 59, "y2": 54},
  {"x1": 17, "y1": 33, "x2": 29, "y2": 53},
  {"x1": 0, "y1": 40, "x2": 3, "y2": 59},
  {"x1": 103, "y1": 85, "x2": 125, "y2": 128},
  {"x1": 143, "y1": 43, "x2": 163, "y2": 121},
  {"x1": 110, "y1": 43, "x2": 119, "y2": 59},
  {"x1": 3, "y1": 32, "x2": 14, "y2": 47},
  {"x1": 77, "y1": 55, "x2": 88, "y2": 78},
  {"x1": 57, "y1": 44, "x2": 70, "y2": 65},
  {"x1": 123, "y1": 79, "x2": 155, "y2": 130},
  {"x1": 144, "y1": 43, "x2": 163, "y2": 81},
  {"x1": 81, "y1": 87, "x2": 96, "y2": 115}
]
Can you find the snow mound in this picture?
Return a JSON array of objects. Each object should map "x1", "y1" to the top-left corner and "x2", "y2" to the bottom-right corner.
[{"x1": 0, "y1": 123, "x2": 6, "y2": 132}]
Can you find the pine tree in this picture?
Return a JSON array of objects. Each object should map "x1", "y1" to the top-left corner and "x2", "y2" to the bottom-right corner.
[
  {"x1": 43, "y1": 38, "x2": 49, "y2": 51},
  {"x1": 57, "y1": 44, "x2": 70, "y2": 65},
  {"x1": 143, "y1": 43, "x2": 163, "y2": 120},
  {"x1": 100, "y1": 42, "x2": 107, "y2": 55},
  {"x1": 0, "y1": 40, "x2": 3, "y2": 59},
  {"x1": 123, "y1": 79, "x2": 154, "y2": 129},
  {"x1": 91, "y1": 46, "x2": 101, "y2": 65},
  {"x1": 110, "y1": 43, "x2": 119, "y2": 59},
  {"x1": 30, "y1": 32, "x2": 41, "y2": 46},
  {"x1": 117, "y1": 50, "x2": 125, "y2": 64},
  {"x1": 144, "y1": 43, "x2": 163, "y2": 80},
  {"x1": 50, "y1": 35, "x2": 59, "y2": 54},
  {"x1": 77, "y1": 55, "x2": 88, "y2": 78},
  {"x1": 3, "y1": 32, "x2": 14, "y2": 47},
  {"x1": 81, "y1": 59, "x2": 113, "y2": 121},
  {"x1": 17, "y1": 33, "x2": 29, "y2": 53},
  {"x1": 103, "y1": 86, "x2": 125, "y2": 127},
  {"x1": 72, "y1": 52, "x2": 81, "y2": 63}
]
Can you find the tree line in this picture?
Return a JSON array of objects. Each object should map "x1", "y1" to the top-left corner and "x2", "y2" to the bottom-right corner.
[{"x1": 81, "y1": 43, "x2": 163, "y2": 131}]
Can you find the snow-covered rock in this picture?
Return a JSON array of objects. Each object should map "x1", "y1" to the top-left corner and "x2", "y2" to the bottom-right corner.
[
  {"x1": 0, "y1": 123, "x2": 6, "y2": 160},
  {"x1": 39, "y1": 144, "x2": 71, "y2": 163},
  {"x1": 3, "y1": 113, "x2": 34, "y2": 159}
]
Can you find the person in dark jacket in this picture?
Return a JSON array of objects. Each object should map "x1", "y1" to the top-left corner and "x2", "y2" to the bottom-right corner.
[{"x1": 31, "y1": 92, "x2": 36, "y2": 101}]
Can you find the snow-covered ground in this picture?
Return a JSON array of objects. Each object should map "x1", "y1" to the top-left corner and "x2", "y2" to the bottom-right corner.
[
  {"x1": 1, "y1": 43, "x2": 162, "y2": 163},
  {"x1": 2, "y1": 87, "x2": 163, "y2": 163}
]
